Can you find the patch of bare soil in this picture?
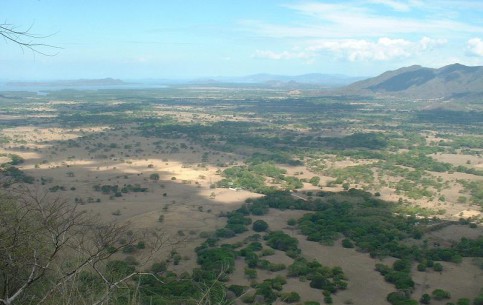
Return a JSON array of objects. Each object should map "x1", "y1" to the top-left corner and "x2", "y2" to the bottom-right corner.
[
  {"x1": 412, "y1": 259, "x2": 483, "y2": 302},
  {"x1": 426, "y1": 224, "x2": 482, "y2": 243}
]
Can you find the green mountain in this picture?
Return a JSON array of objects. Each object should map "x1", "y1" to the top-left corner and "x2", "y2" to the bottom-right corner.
[{"x1": 346, "y1": 63, "x2": 483, "y2": 101}]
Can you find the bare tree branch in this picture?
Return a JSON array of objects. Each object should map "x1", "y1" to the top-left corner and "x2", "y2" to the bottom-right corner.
[
  {"x1": 0, "y1": 22, "x2": 60, "y2": 56},
  {"x1": 1, "y1": 185, "x2": 181, "y2": 305}
]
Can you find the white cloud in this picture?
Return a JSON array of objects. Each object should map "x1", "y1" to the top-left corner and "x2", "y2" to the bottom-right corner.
[
  {"x1": 467, "y1": 38, "x2": 483, "y2": 56},
  {"x1": 419, "y1": 37, "x2": 447, "y2": 51},
  {"x1": 307, "y1": 38, "x2": 412, "y2": 61},
  {"x1": 307, "y1": 37, "x2": 446, "y2": 61},
  {"x1": 253, "y1": 50, "x2": 312, "y2": 60},
  {"x1": 369, "y1": 0, "x2": 411, "y2": 11},
  {"x1": 246, "y1": 1, "x2": 483, "y2": 39},
  {"x1": 369, "y1": 0, "x2": 423, "y2": 12},
  {"x1": 255, "y1": 37, "x2": 446, "y2": 62}
]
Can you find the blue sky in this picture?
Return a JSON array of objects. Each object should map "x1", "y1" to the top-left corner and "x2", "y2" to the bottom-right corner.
[{"x1": 2, "y1": 0, "x2": 483, "y2": 80}]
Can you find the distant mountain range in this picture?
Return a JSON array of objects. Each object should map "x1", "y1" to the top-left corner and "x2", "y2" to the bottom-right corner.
[
  {"x1": 4, "y1": 74, "x2": 363, "y2": 89},
  {"x1": 345, "y1": 63, "x2": 483, "y2": 100},
  {"x1": 6, "y1": 64, "x2": 482, "y2": 100},
  {"x1": 213, "y1": 73, "x2": 365, "y2": 86}
]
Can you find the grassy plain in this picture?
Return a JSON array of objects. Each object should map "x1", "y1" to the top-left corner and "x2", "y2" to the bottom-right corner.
[{"x1": 0, "y1": 85, "x2": 481, "y2": 304}]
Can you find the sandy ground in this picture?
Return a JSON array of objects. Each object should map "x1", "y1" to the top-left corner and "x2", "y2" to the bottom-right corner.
[{"x1": 432, "y1": 153, "x2": 482, "y2": 169}]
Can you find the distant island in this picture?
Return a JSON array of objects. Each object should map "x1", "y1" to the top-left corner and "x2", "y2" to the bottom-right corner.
[{"x1": 7, "y1": 78, "x2": 126, "y2": 87}]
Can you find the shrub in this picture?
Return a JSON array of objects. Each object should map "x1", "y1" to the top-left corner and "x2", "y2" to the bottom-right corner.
[
  {"x1": 265, "y1": 231, "x2": 298, "y2": 252},
  {"x1": 241, "y1": 293, "x2": 255, "y2": 304},
  {"x1": 342, "y1": 238, "x2": 354, "y2": 248},
  {"x1": 244, "y1": 268, "x2": 257, "y2": 279},
  {"x1": 281, "y1": 292, "x2": 301, "y2": 303},
  {"x1": 420, "y1": 293, "x2": 431, "y2": 304},
  {"x1": 417, "y1": 263, "x2": 426, "y2": 272},
  {"x1": 473, "y1": 294, "x2": 483, "y2": 305},
  {"x1": 261, "y1": 248, "x2": 275, "y2": 256},
  {"x1": 151, "y1": 261, "x2": 167, "y2": 273},
  {"x1": 197, "y1": 247, "x2": 236, "y2": 273},
  {"x1": 253, "y1": 220, "x2": 269, "y2": 232},
  {"x1": 433, "y1": 262, "x2": 443, "y2": 272},
  {"x1": 215, "y1": 228, "x2": 236, "y2": 238},
  {"x1": 387, "y1": 291, "x2": 418, "y2": 305},
  {"x1": 122, "y1": 244, "x2": 136, "y2": 254},
  {"x1": 106, "y1": 260, "x2": 135, "y2": 281},
  {"x1": 432, "y1": 289, "x2": 451, "y2": 300},
  {"x1": 309, "y1": 176, "x2": 320, "y2": 186},
  {"x1": 227, "y1": 285, "x2": 247, "y2": 297},
  {"x1": 393, "y1": 259, "x2": 411, "y2": 272},
  {"x1": 456, "y1": 298, "x2": 470, "y2": 305}
]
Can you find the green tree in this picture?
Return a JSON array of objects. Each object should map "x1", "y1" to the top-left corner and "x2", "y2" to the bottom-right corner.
[
  {"x1": 420, "y1": 293, "x2": 431, "y2": 304},
  {"x1": 149, "y1": 173, "x2": 160, "y2": 180},
  {"x1": 309, "y1": 176, "x2": 320, "y2": 186},
  {"x1": 432, "y1": 289, "x2": 451, "y2": 300},
  {"x1": 253, "y1": 220, "x2": 269, "y2": 232},
  {"x1": 433, "y1": 262, "x2": 443, "y2": 272}
]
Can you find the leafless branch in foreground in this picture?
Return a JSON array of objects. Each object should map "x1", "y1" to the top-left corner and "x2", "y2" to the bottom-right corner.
[
  {"x1": 0, "y1": 22, "x2": 60, "y2": 56},
  {"x1": 0, "y1": 185, "x2": 176, "y2": 305}
]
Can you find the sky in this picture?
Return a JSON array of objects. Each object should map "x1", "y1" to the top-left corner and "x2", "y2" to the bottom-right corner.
[{"x1": 2, "y1": 0, "x2": 483, "y2": 80}]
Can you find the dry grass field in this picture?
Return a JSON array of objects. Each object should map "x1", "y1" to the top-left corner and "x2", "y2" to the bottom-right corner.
[{"x1": 0, "y1": 90, "x2": 481, "y2": 304}]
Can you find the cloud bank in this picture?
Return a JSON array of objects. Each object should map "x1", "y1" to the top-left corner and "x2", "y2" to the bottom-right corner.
[
  {"x1": 254, "y1": 37, "x2": 446, "y2": 62},
  {"x1": 467, "y1": 38, "x2": 483, "y2": 57}
]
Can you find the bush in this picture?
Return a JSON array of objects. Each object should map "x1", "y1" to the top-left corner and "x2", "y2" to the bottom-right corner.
[
  {"x1": 420, "y1": 294, "x2": 431, "y2": 304},
  {"x1": 106, "y1": 260, "x2": 135, "y2": 281},
  {"x1": 253, "y1": 220, "x2": 269, "y2": 232},
  {"x1": 287, "y1": 218, "x2": 297, "y2": 226},
  {"x1": 473, "y1": 295, "x2": 483, "y2": 305},
  {"x1": 433, "y1": 262, "x2": 443, "y2": 272},
  {"x1": 197, "y1": 247, "x2": 236, "y2": 273},
  {"x1": 342, "y1": 238, "x2": 354, "y2": 248},
  {"x1": 281, "y1": 292, "x2": 300, "y2": 303},
  {"x1": 309, "y1": 176, "x2": 320, "y2": 186},
  {"x1": 387, "y1": 291, "x2": 418, "y2": 305},
  {"x1": 241, "y1": 293, "x2": 255, "y2": 304},
  {"x1": 215, "y1": 228, "x2": 236, "y2": 238},
  {"x1": 244, "y1": 268, "x2": 257, "y2": 279},
  {"x1": 266, "y1": 231, "x2": 298, "y2": 252},
  {"x1": 227, "y1": 285, "x2": 247, "y2": 297},
  {"x1": 261, "y1": 248, "x2": 275, "y2": 256},
  {"x1": 456, "y1": 298, "x2": 470, "y2": 305},
  {"x1": 432, "y1": 289, "x2": 451, "y2": 300},
  {"x1": 393, "y1": 259, "x2": 411, "y2": 272},
  {"x1": 122, "y1": 244, "x2": 136, "y2": 254},
  {"x1": 151, "y1": 261, "x2": 167, "y2": 273},
  {"x1": 149, "y1": 173, "x2": 160, "y2": 180}
]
